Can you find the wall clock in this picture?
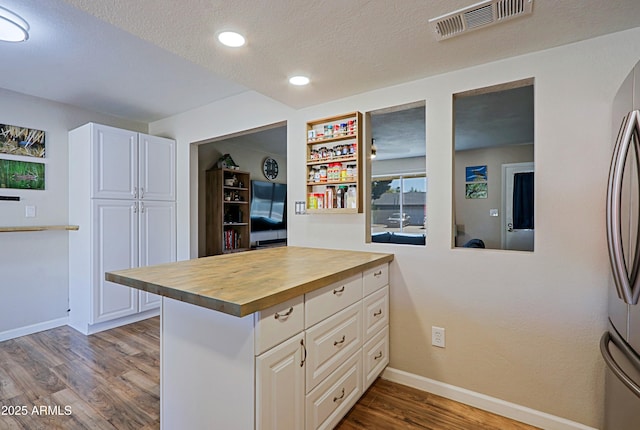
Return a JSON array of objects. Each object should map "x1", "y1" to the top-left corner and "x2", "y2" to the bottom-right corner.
[{"x1": 262, "y1": 157, "x2": 279, "y2": 180}]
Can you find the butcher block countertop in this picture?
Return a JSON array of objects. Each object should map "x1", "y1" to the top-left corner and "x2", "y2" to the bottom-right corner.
[{"x1": 105, "y1": 246, "x2": 394, "y2": 317}]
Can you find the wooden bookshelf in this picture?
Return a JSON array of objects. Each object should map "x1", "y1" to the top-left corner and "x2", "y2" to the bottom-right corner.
[{"x1": 205, "y1": 168, "x2": 251, "y2": 255}]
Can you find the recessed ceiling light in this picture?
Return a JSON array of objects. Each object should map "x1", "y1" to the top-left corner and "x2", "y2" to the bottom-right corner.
[
  {"x1": 289, "y1": 76, "x2": 310, "y2": 86},
  {"x1": 0, "y1": 6, "x2": 29, "y2": 42},
  {"x1": 217, "y1": 31, "x2": 245, "y2": 47}
]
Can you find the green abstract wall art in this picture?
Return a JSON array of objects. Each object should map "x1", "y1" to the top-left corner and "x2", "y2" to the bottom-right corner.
[{"x1": 0, "y1": 159, "x2": 45, "y2": 190}]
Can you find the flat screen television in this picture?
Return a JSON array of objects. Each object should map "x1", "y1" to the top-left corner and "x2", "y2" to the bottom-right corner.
[{"x1": 250, "y1": 180, "x2": 286, "y2": 232}]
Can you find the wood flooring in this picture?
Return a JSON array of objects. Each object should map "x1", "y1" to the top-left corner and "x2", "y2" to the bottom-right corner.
[
  {"x1": 335, "y1": 379, "x2": 539, "y2": 430},
  {"x1": 0, "y1": 317, "x2": 538, "y2": 430}
]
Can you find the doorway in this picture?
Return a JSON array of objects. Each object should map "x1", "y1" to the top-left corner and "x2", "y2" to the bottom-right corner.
[
  {"x1": 194, "y1": 122, "x2": 287, "y2": 257},
  {"x1": 502, "y1": 162, "x2": 534, "y2": 251}
]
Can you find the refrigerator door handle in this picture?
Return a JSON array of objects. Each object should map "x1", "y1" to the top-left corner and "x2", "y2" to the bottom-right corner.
[
  {"x1": 606, "y1": 110, "x2": 640, "y2": 304},
  {"x1": 601, "y1": 330, "x2": 640, "y2": 399}
]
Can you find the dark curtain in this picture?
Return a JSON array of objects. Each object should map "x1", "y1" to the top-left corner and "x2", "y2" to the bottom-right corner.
[{"x1": 513, "y1": 172, "x2": 534, "y2": 229}]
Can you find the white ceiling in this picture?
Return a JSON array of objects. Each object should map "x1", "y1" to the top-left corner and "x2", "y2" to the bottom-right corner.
[{"x1": 1, "y1": 0, "x2": 639, "y2": 124}]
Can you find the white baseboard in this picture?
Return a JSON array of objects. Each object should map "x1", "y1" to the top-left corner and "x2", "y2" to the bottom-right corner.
[
  {"x1": 382, "y1": 367, "x2": 597, "y2": 430},
  {"x1": 68, "y1": 309, "x2": 160, "y2": 335},
  {"x1": 0, "y1": 316, "x2": 69, "y2": 342}
]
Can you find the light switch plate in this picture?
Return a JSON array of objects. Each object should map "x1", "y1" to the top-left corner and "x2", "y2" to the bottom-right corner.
[
  {"x1": 490, "y1": 209, "x2": 499, "y2": 217},
  {"x1": 25, "y1": 205, "x2": 36, "y2": 217}
]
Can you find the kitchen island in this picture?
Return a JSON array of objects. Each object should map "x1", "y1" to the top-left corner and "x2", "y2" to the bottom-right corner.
[{"x1": 106, "y1": 246, "x2": 393, "y2": 430}]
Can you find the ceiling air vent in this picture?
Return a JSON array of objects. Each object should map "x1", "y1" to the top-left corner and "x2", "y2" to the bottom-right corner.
[{"x1": 429, "y1": 0, "x2": 533, "y2": 41}]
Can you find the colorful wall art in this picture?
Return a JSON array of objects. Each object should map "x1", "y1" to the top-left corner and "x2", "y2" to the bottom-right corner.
[
  {"x1": 0, "y1": 159, "x2": 45, "y2": 190},
  {"x1": 465, "y1": 165, "x2": 488, "y2": 199},
  {"x1": 465, "y1": 182, "x2": 487, "y2": 199},
  {"x1": 465, "y1": 165, "x2": 487, "y2": 182},
  {"x1": 0, "y1": 124, "x2": 46, "y2": 158}
]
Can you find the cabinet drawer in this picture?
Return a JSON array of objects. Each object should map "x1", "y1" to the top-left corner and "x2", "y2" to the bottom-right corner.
[
  {"x1": 363, "y1": 286, "x2": 389, "y2": 342},
  {"x1": 363, "y1": 325, "x2": 389, "y2": 390},
  {"x1": 305, "y1": 301, "x2": 362, "y2": 392},
  {"x1": 363, "y1": 264, "x2": 388, "y2": 296},
  {"x1": 254, "y1": 296, "x2": 304, "y2": 356},
  {"x1": 305, "y1": 352, "x2": 362, "y2": 430},
  {"x1": 305, "y1": 274, "x2": 362, "y2": 328}
]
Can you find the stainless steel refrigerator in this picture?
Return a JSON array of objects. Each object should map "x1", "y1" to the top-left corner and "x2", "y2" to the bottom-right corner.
[{"x1": 602, "y1": 59, "x2": 640, "y2": 429}]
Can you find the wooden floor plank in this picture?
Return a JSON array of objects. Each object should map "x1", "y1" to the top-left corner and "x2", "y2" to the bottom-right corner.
[
  {"x1": 335, "y1": 379, "x2": 540, "y2": 430},
  {"x1": 0, "y1": 317, "x2": 538, "y2": 430}
]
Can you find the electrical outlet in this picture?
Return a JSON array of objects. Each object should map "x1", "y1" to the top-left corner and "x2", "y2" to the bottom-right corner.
[{"x1": 432, "y1": 326, "x2": 445, "y2": 348}]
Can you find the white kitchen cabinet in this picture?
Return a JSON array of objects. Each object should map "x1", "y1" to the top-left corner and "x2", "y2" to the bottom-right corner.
[
  {"x1": 305, "y1": 301, "x2": 363, "y2": 392},
  {"x1": 90, "y1": 124, "x2": 175, "y2": 201},
  {"x1": 92, "y1": 199, "x2": 139, "y2": 323},
  {"x1": 256, "y1": 333, "x2": 306, "y2": 430},
  {"x1": 138, "y1": 200, "x2": 177, "y2": 311},
  {"x1": 69, "y1": 122, "x2": 176, "y2": 335},
  {"x1": 305, "y1": 352, "x2": 362, "y2": 430},
  {"x1": 160, "y1": 262, "x2": 390, "y2": 430},
  {"x1": 138, "y1": 133, "x2": 176, "y2": 201}
]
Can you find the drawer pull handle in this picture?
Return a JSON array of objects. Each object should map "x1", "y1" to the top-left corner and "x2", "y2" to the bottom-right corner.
[
  {"x1": 334, "y1": 335, "x2": 346, "y2": 346},
  {"x1": 373, "y1": 309, "x2": 382, "y2": 317},
  {"x1": 300, "y1": 339, "x2": 307, "y2": 367},
  {"x1": 333, "y1": 388, "x2": 345, "y2": 403},
  {"x1": 374, "y1": 351, "x2": 383, "y2": 360},
  {"x1": 374, "y1": 270, "x2": 383, "y2": 277},
  {"x1": 274, "y1": 307, "x2": 293, "y2": 320},
  {"x1": 333, "y1": 286, "x2": 345, "y2": 294}
]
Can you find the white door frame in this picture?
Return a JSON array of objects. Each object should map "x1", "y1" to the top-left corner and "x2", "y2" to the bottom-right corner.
[{"x1": 501, "y1": 162, "x2": 535, "y2": 250}]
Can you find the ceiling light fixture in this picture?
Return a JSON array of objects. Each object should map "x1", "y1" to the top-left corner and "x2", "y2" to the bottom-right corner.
[
  {"x1": 0, "y1": 6, "x2": 29, "y2": 42},
  {"x1": 217, "y1": 31, "x2": 245, "y2": 47},
  {"x1": 289, "y1": 76, "x2": 310, "y2": 86}
]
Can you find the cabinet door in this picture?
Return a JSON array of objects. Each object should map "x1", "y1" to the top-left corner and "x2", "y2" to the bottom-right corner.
[
  {"x1": 92, "y1": 200, "x2": 139, "y2": 323},
  {"x1": 92, "y1": 124, "x2": 138, "y2": 200},
  {"x1": 256, "y1": 333, "x2": 305, "y2": 430},
  {"x1": 138, "y1": 201, "x2": 176, "y2": 311},
  {"x1": 139, "y1": 133, "x2": 176, "y2": 201}
]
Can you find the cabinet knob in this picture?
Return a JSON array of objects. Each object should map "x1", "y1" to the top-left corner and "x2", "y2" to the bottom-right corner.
[
  {"x1": 374, "y1": 270, "x2": 383, "y2": 277},
  {"x1": 373, "y1": 309, "x2": 382, "y2": 317},
  {"x1": 333, "y1": 335, "x2": 346, "y2": 346},
  {"x1": 374, "y1": 351, "x2": 383, "y2": 360},
  {"x1": 333, "y1": 286, "x2": 345, "y2": 294}
]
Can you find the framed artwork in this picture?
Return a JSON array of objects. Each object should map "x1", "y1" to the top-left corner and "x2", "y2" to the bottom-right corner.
[
  {"x1": 465, "y1": 182, "x2": 487, "y2": 199},
  {"x1": 0, "y1": 123, "x2": 46, "y2": 158},
  {"x1": 0, "y1": 159, "x2": 45, "y2": 190},
  {"x1": 465, "y1": 165, "x2": 487, "y2": 182}
]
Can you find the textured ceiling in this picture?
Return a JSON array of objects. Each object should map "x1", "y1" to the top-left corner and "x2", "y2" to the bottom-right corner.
[{"x1": 1, "y1": 0, "x2": 639, "y2": 123}]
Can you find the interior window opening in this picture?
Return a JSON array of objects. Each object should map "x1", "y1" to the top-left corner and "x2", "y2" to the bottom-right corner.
[
  {"x1": 453, "y1": 78, "x2": 534, "y2": 251},
  {"x1": 368, "y1": 102, "x2": 426, "y2": 246}
]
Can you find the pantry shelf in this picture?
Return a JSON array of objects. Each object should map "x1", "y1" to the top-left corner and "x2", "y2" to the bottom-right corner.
[{"x1": 306, "y1": 111, "x2": 363, "y2": 213}]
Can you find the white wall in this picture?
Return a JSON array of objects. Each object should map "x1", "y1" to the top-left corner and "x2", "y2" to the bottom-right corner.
[
  {"x1": 454, "y1": 144, "x2": 534, "y2": 248},
  {"x1": 0, "y1": 88, "x2": 145, "y2": 338},
  {"x1": 150, "y1": 28, "x2": 640, "y2": 428},
  {"x1": 149, "y1": 90, "x2": 294, "y2": 260}
]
